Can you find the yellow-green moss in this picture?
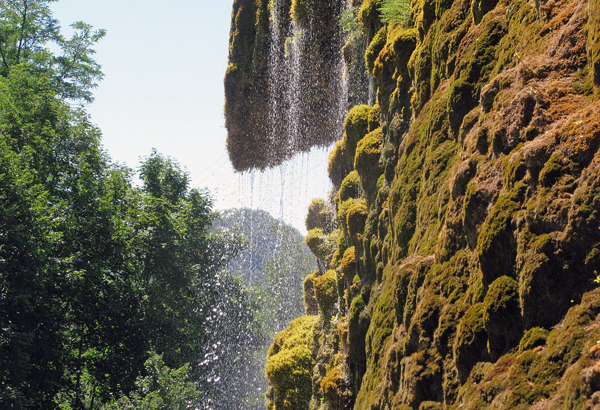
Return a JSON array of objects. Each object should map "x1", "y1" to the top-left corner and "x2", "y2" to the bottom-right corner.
[
  {"x1": 471, "y1": 0, "x2": 500, "y2": 25},
  {"x1": 306, "y1": 198, "x2": 332, "y2": 233},
  {"x1": 518, "y1": 327, "x2": 548, "y2": 352},
  {"x1": 266, "y1": 315, "x2": 319, "y2": 410},
  {"x1": 314, "y1": 270, "x2": 339, "y2": 315},
  {"x1": 336, "y1": 170, "x2": 362, "y2": 204},
  {"x1": 354, "y1": 127, "x2": 383, "y2": 201},
  {"x1": 341, "y1": 246, "x2": 357, "y2": 280},
  {"x1": 305, "y1": 228, "x2": 336, "y2": 263},
  {"x1": 358, "y1": 0, "x2": 383, "y2": 39},
  {"x1": 328, "y1": 140, "x2": 353, "y2": 190},
  {"x1": 365, "y1": 25, "x2": 388, "y2": 73},
  {"x1": 304, "y1": 271, "x2": 320, "y2": 315},
  {"x1": 344, "y1": 105, "x2": 373, "y2": 158},
  {"x1": 346, "y1": 198, "x2": 369, "y2": 244}
]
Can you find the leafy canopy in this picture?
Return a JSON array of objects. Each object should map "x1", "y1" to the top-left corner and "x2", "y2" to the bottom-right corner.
[{"x1": 0, "y1": 0, "x2": 105, "y2": 102}]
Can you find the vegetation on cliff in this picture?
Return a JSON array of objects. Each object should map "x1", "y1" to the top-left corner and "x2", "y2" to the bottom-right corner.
[{"x1": 241, "y1": 0, "x2": 600, "y2": 408}]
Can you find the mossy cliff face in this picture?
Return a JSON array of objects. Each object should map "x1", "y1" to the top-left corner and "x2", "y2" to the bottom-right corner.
[
  {"x1": 260, "y1": 0, "x2": 600, "y2": 409},
  {"x1": 225, "y1": 0, "x2": 349, "y2": 171}
]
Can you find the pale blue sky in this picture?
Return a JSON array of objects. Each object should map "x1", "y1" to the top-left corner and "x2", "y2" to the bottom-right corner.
[{"x1": 50, "y1": 0, "x2": 332, "y2": 233}]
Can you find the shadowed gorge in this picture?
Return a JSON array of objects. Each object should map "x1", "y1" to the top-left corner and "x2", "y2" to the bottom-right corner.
[{"x1": 228, "y1": 0, "x2": 600, "y2": 408}]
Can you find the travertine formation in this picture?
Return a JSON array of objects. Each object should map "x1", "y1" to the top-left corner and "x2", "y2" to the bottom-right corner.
[{"x1": 227, "y1": 0, "x2": 600, "y2": 408}]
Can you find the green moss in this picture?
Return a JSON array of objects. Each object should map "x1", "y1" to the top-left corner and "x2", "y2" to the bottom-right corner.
[
  {"x1": 266, "y1": 315, "x2": 318, "y2": 410},
  {"x1": 305, "y1": 228, "x2": 336, "y2": 263},
  {"x1": 344, "y1": 105, "x2": 373, "y2": 158},
  {"x1": 476, "y1": 190, "x2": 521, "y2": 285},
  {"x1": 304, "y1": 271, "x2": 320, "y2": 315},
  {"x1": 306, "y1": 198, "x2": 333, "y2": 232},
  {"x1": 358, "y1": 0, "x2": 383, "y2": 39},
  {"x1": 539, "y1": 152, "x2": 566, "y2": 187},
  {"x1": 453, "y1": 303, "x2": 488, "y2": 383},
  {"x1": 354, "y1": 127, "x2": 383, "y2": 202},
  {"x1": 336, "y1": 170, "x2": 362, "y2": 204},
  {"x1": 320, "y1": 362, "x2": 351, "y2": 403},
  {"x1": 518, "y1": 327, "x2": 548, "y2": 352},
  {"x1": 365, "y1": 25, "x2": 388, "y2": 74},
  {"x1": 447, "y1": 78, "x2": 476, "y2": 133},
  {"x1": 328, "y1": 140, "x2": 353, "y2": 190},
  {"x1": 314, "y1": 270, "x2": 339, "y2": 315},
  {"x1": 483, "y1": 276, "x2": 522, "y2": 359},
  {"x1": 341, "y1": 246, "x2": 357, "y2": 280},
  {"x1": 368, "y1": 104, "x2": 381, "y2": 132},
  {"x1": 346, "y1": 198, "x2": 368, "y2": 245}
]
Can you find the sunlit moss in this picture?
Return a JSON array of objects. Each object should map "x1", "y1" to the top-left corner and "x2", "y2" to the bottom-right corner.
[
  {"x1": 266, "y1": 315, "x2": 318, "y2": 410},
  {"x1": 314, "y1": 270, "x2": 339, "y2": 315}
]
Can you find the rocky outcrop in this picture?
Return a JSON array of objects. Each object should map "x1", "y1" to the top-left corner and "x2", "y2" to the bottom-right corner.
[{"x1": 228, "y1": 0, "x2": 600, "y2": 408}]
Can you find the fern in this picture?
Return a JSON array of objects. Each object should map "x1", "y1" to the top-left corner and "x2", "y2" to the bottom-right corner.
[{"x1": 379, "y1": 0, "x2": 411, "y2": 25}]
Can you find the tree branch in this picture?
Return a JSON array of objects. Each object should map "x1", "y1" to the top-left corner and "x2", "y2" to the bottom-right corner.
[
  {"x1": 16, "y1": 0, "x2": 29, "y2": 65},
  {"x1": 0, "y1": 42, "x2": 10, "y2": 72}
]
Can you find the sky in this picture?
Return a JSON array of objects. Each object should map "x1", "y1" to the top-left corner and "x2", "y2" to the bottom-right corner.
[{"x1": 50, "y1": 0, "x2": 333, "y2": 233}]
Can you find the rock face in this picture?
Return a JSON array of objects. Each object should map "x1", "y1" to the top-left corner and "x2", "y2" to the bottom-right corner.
[{"x1": 228, "y1": 0, "x2": 600, "y2": 408}]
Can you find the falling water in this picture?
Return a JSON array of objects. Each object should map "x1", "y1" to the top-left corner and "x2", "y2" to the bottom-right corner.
[{"x1": 197, "y1": 1, "x2": 378, "y2": 408}]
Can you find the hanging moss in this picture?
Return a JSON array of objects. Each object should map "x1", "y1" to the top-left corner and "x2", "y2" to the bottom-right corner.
[
  {"x1": 365, "y1": 26, "x2": 388, "y2": 74},
  {"x1": 266, "y1": 315, "x2": 318, "y2": 410}
]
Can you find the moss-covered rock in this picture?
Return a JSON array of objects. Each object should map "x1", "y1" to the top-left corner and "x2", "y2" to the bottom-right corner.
[
  {"x1": 358, "y1": 0, "x2": 383, "y2": 39},
  {"x1": 266, "y1": 315, "x2": 318, "y2": 410},
  {"x1": 314, "y1": 270, "x2": 339, "y2": 316},
  {"x1": 306, "y1": 198, "x2": 333, "y2": 233},
  {"x1": 341, "y1": 246, "x2": 357, "y2": 281},
  {"x1": 305, "y1": 228, "x2": 336, "y2": 264},
  {"x1": 483, "y1": 276, "x2": 522, "y2": 359},
  {"x1": 344, "y1": 105, "x2": 373, "y2": 159},
  {"x1": 365, "y1": 25, "x2": 388, "y2": 74},
  {"x1": 336, "y1": 170, "x2": 362, "y2": 205},
  {"x1": 518, "y1": 327, "x2": 548, "y2": 352},
  {"x1": 476, "y1": 189, "x2": 522, "y2": 285},
  {"x1": 346, "y1": 199, "x2": 369, "y2": 245},
  {"x1": 328, "y1": 140, "x2": 354, "y2": 190},
  {"x1": 354, "y1": 127, "x2": 383, "y2": 203},
  {"x1": 453, "y1": 303, "x2": 488, "y2": 383},
  {"x1": 304, "y1": 271, "x2": 320, "y2": 315}
]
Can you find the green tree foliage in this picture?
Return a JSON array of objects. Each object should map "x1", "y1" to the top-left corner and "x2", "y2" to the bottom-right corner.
[
  {"x1": 0, "y1": 0, "x2": 105, "y2": 102},
  {"x1": 100, "y1": 354, "x2": 199, "y2": 410},
  {"x1": 0, "y1": 3, "x2": 257, "y2": 408}
]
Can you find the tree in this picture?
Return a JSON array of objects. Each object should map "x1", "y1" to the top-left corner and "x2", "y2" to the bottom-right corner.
[{"x1": 0, "y1": 0, "x2": 105, "y2": 102}]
